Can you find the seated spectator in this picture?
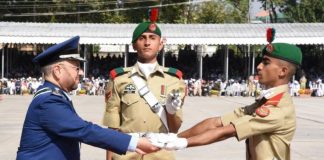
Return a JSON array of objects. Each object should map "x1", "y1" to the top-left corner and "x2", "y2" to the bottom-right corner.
[{"x1": 290, "y1": 80, "x2": 300, "y2": 96}]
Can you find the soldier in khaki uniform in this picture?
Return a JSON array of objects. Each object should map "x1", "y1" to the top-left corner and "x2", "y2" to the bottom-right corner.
[
  {"x1": 148, "y1": 30, "x2": 303, "y2": 160},
  {"x1": 103, "y1": 8, "x2": 186, "y2": 160}
]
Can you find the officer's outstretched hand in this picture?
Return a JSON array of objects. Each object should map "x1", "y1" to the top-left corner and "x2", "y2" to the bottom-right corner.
[
  {"x1": 165, "y1": 91, "x2": 182, "y2": 114},
  {"x1": 135, "y1": 137, "x2": 160, "y2": 155}
]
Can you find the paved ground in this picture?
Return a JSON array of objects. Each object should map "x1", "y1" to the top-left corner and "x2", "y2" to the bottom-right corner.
[{"x1": 0, "y1": 95, "x2": 323, "y2": 160}]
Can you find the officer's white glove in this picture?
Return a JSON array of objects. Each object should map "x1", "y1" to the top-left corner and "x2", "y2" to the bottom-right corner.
[
  {"x1": 164, "y1": 137, "x2": 188, "y2": 150},
  {"x1": 145, "y1": 133, "x2": 177, "y2": 148},
  {"x1": 165, "y1": 91, "x2": 182, "y2": 114},
  {"x1": 145, "y1": 133, "x2": 188, "y2": 150}
]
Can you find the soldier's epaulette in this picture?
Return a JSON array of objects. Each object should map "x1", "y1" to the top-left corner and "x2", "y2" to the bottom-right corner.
[
  {"x1": 109, "y1": 67, "x2": 130, "y2": 80},
  {"x1": 163, "y1": 67, "x2": 183, "y2": 79}
]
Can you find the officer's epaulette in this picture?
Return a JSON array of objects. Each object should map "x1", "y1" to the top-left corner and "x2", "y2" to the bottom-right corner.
[
  {"x1": 33, "y1": 87, "x2": 64, "y2": 99},
  {"x1": 33, "y1": 87, "x2": 52, "y2": 99},
  {"x1": 163, "y1": 67, "x2": 183, "y2": 79},
  {"x1": 51, "y1": 88, "x2": 64, "y2": 97},
  {"x1": 109, "y1": 67, "x2": 130, "y2": 80}
]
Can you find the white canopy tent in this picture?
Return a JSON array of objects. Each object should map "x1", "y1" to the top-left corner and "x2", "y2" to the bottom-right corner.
[
  {"x1": 1, "y1": 22, "x2": 324, "y2": 79},
  {"x1": 1, "y1": 22, "x2": 324, "y2": 45}
]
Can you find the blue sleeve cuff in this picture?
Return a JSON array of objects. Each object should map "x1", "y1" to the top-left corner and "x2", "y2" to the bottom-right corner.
[{"x1": 127, "y1": 135, "x2": 139, "y2": 152}]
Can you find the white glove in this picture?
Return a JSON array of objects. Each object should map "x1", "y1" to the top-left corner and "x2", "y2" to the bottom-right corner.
[
  {"x1": 164, "y1": 137, "x2": 188, "y2": 150},
  {"x1": 145, "y1": 133, "x2": 188, "y2": 150},
  {"x1": 165, "y1": 91, "x2": 182, "y2": 114},
  {"x1": 145, "y1": 133, "x2": 177, "y2": 148}
]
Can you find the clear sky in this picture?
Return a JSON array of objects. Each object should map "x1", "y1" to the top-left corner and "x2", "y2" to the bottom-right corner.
[{"x1": 249, "y1": 0, "x2": 263, "y2": 20}]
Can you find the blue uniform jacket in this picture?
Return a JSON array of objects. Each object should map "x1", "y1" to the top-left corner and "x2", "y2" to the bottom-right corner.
[{"x1": 17, "y1": 81, "x2": 131, "y2": 160}]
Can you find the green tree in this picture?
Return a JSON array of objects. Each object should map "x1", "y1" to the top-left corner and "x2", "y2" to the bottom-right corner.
[
  {"x1": 159, "y1": 0, "x2": 188, "y2": 23},
  {"x1": 257, "y1": 0, "x2": 282, "y2": 23},
  {"x1": 191, "y1": 0, "x2": 249, "y2": 23},
  {"x1": 191, "y1": 1, "x2": 227, "y2": 23},
  {"x1": 258, "y1": 0, "x2": 324, "y2": 23},
  {"x1": 226, "y1": 0, "x2": 249, "y2": 23},
  {"x1": 282, "y1": 0, "x2": 324, "y2": 22},
  {"x1": 0, "y1": 0, "x2": 189, "y2": 23}
]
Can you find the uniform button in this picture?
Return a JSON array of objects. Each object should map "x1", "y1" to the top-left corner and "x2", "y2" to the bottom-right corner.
[{"x1": 143, "y1": 120, "x2": 146, "y2": 123}]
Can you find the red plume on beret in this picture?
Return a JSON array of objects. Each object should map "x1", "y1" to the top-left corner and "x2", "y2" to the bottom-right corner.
[
  {"x1": 266, "y1": 28, "x2": 276, "y2": 43},
  {"x1": 149, "y1": 8, "x2": 158, "y2": 23},
  {"x1": 265, "y1": 28, "x2": 276, "y2": 53}
]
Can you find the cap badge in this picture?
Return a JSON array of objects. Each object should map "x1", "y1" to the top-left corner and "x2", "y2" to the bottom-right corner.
[
  {"x1": 255, "y1": 106, "x2": 270, "y2": 117},
  {"x1": 149, "y1": 23, "x2": 156, "y2": 32},
  {"x1": 266, "y1": 44, "x2": 274, "y2": 54}
]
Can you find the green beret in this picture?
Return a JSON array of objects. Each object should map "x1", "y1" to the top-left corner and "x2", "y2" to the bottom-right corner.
[
  {"x1": 132, "y1": 22, "x2": 161, "y2": 43},
  {"x1": 262, "y1": 43, "x2": 302, "y2": 66}
]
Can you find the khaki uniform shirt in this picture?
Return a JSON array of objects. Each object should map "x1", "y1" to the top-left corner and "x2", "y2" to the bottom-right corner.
[
  {"x1": 103, "y1": 63, "x2": 186, "y2": 160},
  {"x1": 221, "y1": 84, "x2": 295, "y2": 160}
]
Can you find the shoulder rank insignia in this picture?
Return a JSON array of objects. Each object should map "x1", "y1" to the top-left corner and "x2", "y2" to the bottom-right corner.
[
  {"x1": 109, "y1": 67, "x2": 127, "y2": 80},
  {"x1": 164, "y1": 67, "x2": 183, "y2": 79},
  {"x1": 33, "y1": 87, "x2": 52, "y2": 99},
  {"x1": 52, "y1": 88, "x2": 64, "y2": 97},
  {"x1": 105, "y1": 90, "x2": 112, "y2": 102}
]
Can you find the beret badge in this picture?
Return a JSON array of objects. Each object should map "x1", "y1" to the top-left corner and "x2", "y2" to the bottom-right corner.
[
  {"x1": 266, "y1": 44, "x2": 273, "y2": 54},
  {"x1": 149, "y1": 23, "x2": 156, "y2": 32}
]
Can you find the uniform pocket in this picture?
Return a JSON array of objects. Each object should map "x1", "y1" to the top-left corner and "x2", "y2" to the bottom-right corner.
[{"x1": 121, "y1": 93, "x2": 140, "y2": 106}]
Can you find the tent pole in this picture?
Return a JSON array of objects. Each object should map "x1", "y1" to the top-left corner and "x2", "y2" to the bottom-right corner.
[
  {"x1": 252, "y1": 45, "x2": 255, "y2": 76},
  {"x1": 224, "y1": 46, "x2": 229, "y2": 81},
  {"x1": 161, "y1": 46, "x2": 165, "y2": 67},
  {"x1": 248, "y1": 44, "x2": 251, "y2": 77},
  {"x1": 124, "y1": 44, "x2": 129, "y2": 67},
  {"x1": 1, "y1": 43, "x2": 4, "y2": 79},
  {"x1": 198, "y1": 45, "x2": 203, "y2": 80},
  {"x1": 83, "y1": 45, "x2": 87, "y2": 79}
]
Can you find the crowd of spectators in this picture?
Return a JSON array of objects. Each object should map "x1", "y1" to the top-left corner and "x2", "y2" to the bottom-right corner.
[
  {"x1": 0, "y1": 77, "x2": 107, "y2": 96},
  {"x1": 185, "y1": 75, "x2": 324, "y2": 98},
  {"x1": 1, "y1": 75, "x2": 324, "y2": 98},
  {"x1": 1, "y1": 47, "x2": 324, "y2": 97}
]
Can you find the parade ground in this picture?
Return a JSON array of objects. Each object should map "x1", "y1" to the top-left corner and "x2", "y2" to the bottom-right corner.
[{"x1": 0, "y1": 95, "x2": 323, "y2": 160}]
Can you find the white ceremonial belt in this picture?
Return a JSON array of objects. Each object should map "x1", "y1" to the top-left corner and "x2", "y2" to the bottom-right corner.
[
  {"x1": 139, "y1": 86, "x2": 161, "y2": 112},
  {"x1": 138, "y1": 86, "x2": 150, "y2": 97},
  {"x1": 130, "y1": 70, "x2": 169, "y2": 132}
]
